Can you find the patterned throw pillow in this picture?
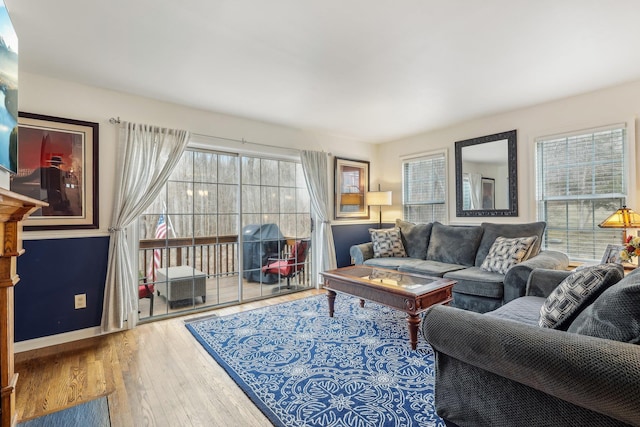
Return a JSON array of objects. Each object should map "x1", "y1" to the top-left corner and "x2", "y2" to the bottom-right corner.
[
  {"x1": 480, "y1": 236, "x2": 538, "y2": 274},
  {"x1": 539, "y1": 263, "x2": 624, "y2": 330},
  {"x1": 369, "y1": 228, "x2": 407, "y2": 258}
]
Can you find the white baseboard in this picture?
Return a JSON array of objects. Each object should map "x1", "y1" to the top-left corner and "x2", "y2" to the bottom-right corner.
[{"x1": 14, "y1": 326, "x2": 104, "y2": 353}]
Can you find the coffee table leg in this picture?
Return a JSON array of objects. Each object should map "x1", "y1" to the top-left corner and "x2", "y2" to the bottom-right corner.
[
  {"x1": 327, "y1": 290, "x2": 336, "y2": 317},
  {"x1": 407, "y1": 314, "x2": 421, "y2": 350},
  {"x1": 360, "y1": 299, "x2": 365, "y2": 308}
]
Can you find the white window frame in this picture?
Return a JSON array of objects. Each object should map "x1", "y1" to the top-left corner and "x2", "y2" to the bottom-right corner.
[
  {"x1": 535, "y1": 123, "x2": 634, "y2": 261},
  {"x1": 401, "y1": 149, "x2": 448, "y2": 224}
]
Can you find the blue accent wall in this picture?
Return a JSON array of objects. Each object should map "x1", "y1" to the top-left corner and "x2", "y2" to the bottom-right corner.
[
  {"x1": 331, "y1": 222, "x2": 393, "y2": 267},
  {"x1": 15, "y1": 237, "x2": 110, "y2": 342}
]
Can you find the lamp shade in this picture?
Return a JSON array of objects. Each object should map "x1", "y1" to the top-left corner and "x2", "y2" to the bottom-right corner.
[
  {"x1": 366, "y1": 191, "x2": 392, "y2": 206},
  {"x1": 598, "y1": 206, "x2": 640, "y2": 229}
]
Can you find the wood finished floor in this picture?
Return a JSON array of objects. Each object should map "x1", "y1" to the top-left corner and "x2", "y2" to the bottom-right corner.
[{"x1": 15, "y1": 288, "x2": 324, "y2": 426}]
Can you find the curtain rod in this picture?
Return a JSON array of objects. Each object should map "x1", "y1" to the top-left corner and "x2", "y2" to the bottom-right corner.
[
  {"x1": 109, "y1": 116, "x2": 331, "y2": 156},
  {"x1": 191, "y1": 132, "x2": 301, "y2": 154}
]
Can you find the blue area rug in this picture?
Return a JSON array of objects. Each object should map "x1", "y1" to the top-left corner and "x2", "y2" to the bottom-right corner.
[
  {"x1": 18, "y1": 396, "x2": 110, "y2": 427},
  {"x1": 186, "y1": 294, "x2": 445, "y2": 427}
]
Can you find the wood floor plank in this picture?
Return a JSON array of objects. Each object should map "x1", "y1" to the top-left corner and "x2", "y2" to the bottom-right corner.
[{"x1": 15, "y1": 288, "x2": 323, "y2": 426}]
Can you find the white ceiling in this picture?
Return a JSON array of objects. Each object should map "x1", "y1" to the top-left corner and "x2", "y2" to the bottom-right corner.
[{"x1": 5, "y1": 0, "x2": 640, "y2": 143}]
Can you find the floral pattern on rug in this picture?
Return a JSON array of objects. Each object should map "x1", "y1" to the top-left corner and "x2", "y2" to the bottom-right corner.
[{"x1": 186, "y1": 295, "x2": 445, "y2": 427}]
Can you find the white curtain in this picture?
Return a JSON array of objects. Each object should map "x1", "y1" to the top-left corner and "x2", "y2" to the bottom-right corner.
[
  {"x1": 101, "y1": 122, "x2": 189, "y2": 332},
  {"x1": 468, "y1": 172, "x2": 482, "y2": 210},
  {"x1": 301, "y1": 150, "x2": 337, "y2": 281}
]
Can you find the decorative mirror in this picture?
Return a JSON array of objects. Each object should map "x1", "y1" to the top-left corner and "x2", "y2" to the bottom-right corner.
[{"x1": 455, "y1": 129, "x2": 518, "y2": 217}]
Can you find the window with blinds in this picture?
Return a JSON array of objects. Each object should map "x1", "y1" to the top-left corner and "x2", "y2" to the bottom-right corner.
[
  {"x1": 536, "y1": 125, "x2": 627, "y2": 261},
  {"x1": 402, "y1": 152, "x2": 446, "y2": 223}
]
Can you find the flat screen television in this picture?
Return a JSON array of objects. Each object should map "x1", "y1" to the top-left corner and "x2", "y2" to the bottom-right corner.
[{"x1": 0, "y1": 0, "x2": 17, "y2": 173}]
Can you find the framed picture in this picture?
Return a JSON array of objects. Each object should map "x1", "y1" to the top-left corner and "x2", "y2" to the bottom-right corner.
[
  {"x1": 334, "y1": 157, "x2": 369, "y2": 220},
  {"x1": 10, "y1": 112, "x2": 99, "y2": 230},
  {"x1": 481, "y1": 177, "x2": 495, "y2": 210},
  {"x1": 601, "y1": 244, "x2": 624, "y2": 264}
]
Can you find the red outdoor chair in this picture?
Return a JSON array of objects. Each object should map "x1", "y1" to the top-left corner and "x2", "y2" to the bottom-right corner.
[
  {"x1": 262, "y1": 239, "x2": 310, "y2": 288},
  {"x1": 139, "y1": 278, "x2": 155, "y2": 317}
]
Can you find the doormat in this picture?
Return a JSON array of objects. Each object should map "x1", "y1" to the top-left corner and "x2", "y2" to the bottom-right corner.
[{"x1": 18, "y1": 396, "x2": 110, "y2": 427}]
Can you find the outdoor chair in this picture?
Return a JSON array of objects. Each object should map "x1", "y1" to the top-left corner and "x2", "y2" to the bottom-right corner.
[
  {"x1": 139, "y1": 277, "x2": 154, "y2": 316},
  {"x1": 262, "y1": 239, "x2": 309, "y2": 288}
]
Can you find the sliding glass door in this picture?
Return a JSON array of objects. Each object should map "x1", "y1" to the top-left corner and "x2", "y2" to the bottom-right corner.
[{"x1": 138, "y1": 148, "x2": 312, "y2": 320}]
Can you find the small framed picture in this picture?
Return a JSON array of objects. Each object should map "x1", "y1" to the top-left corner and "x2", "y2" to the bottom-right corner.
[
  {"x1": 601, "y1": 244, "x2": 624, "y2": 264},
  {"x1": 334, "y1": 157, "x2": 369, "y2": 220},
  {"x1": 481, "y1": 177, "x2": 495, "y2": 210}
]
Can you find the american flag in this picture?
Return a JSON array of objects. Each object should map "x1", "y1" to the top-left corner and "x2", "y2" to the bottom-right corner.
[{"x1": 148, "y1": 214, "x2": 167, "y2": 281}]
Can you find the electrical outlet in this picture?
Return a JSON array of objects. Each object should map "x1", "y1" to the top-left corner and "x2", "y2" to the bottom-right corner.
[{"x1": 74, "y1": 293, "x2": 87, "y2": 309}]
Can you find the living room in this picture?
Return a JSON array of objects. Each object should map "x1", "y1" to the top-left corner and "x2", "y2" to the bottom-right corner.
[{"x1": 3, "y1": 1, "x2": 640, "y2": 426}]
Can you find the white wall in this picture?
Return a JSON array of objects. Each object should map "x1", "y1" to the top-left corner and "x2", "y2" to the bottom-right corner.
[
  {"x1": 18, "y1": 72, "x2": 379, "y2": 238},
  {"x1": 20, "y1": 73, "x2": 640, "y2": 232},
  {"x1": 377, "y1": 79, "x2": 640, "y2": 225}
]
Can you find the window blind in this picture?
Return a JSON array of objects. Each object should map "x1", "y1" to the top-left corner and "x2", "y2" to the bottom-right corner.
[
  {"x1": 536, "y1": 125, "x2": 627, "y2": 261},
  {"x1": 402, "y1": 153, "x2": 446, "y2": 223}
]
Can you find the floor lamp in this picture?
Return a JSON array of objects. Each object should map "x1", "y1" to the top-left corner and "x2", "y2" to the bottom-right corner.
[{"x1": 366, "y1": 185, "x2": 392, "y2": 228}]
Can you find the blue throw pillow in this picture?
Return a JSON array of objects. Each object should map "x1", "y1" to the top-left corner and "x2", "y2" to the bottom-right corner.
[
  {"x1": 426, "y1": 222, "x2": 484, "y2": 267},
  {"x1": 395, "y1": 219, "x2": 432, "y2": 259}
]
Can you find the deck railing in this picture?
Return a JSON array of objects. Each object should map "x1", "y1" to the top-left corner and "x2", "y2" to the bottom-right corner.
[{"x1": 139, "y1": 235, "x2": 311, "y2": 285}]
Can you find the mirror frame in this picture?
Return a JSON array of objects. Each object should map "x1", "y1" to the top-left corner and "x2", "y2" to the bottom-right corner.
[{"x1": 455, "y1": 129, "x2": 518, "y2": 217}]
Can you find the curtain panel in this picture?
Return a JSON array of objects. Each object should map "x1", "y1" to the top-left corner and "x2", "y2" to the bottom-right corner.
[
  {"x1": 301, "y1": 150, "x2": 337, "y2": 280},
  {"x1": 102, "y1": 122, "x2": 189, "y2": 332}
]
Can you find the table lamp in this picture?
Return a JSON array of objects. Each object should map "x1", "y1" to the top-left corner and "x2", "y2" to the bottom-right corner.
[
  {"x1": 367, "y1": 185, "x2": 392, "y2": 228},
  {"x1": 598, "y1": 205, "x2": 640, "y2": 243}
]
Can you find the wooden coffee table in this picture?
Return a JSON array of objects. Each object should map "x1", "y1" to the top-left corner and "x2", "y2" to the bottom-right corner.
[{"x1": 320, "y1": 266, "x2": 455, "y2": 350}]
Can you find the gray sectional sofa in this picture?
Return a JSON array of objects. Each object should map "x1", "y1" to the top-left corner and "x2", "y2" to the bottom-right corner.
[
  {"x1": 423, "y1": 266, "x2": 640, "y2": 426},
  {"x1": 350, "y1": 220, "x2": 569, "y2": 313}
]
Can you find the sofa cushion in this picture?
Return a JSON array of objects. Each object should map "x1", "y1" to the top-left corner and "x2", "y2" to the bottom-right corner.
[
  {"x1": 475, "y1": 221, "x2": 546, "y2": 266},
  {"x1": 567, "y1": 267, "x2": 640, "y2": 344},
  {"x1": 538, "y1": 263, "x2": 624, "y2": 330},
  {"x1": 426, "y1": 222, "x2": 484, "y2": 267},
  {"x1": 480, "y1": 235, "x2": 538, "y2": 274},
  {"x1": 444, "y1": 267, "x2": 504, "y2": 299},
  {"x1": 369, "y1": 228, "x2": 407, "y2": 258},
  {"x1": 450, "y1": 292, "x2": 503, "y2": 313},
  {"x1": 395, "y1": 219, "x2": 432, "y2": 259},
  {"x1": 486, "y1": 295, "x2": 546, "y2": 326},
  {"x1": 397, "y1": 260, "x2": 466, "y2": 277}
]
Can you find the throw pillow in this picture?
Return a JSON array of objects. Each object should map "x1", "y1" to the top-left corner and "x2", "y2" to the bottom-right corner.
[
  {"x1": 395, "y1": 219, "x2": 432, "y2": 259},
  {"x1": 538, "y1": 263, "x2": 624, "y2": 330},
  {"x1": 426, "y1": 222, "x2": 484, "y2": 266},
  {"x1": 567, "y1": 267, "x2": 640, "y2": 344},
  {"x1": 480, "y1": 235, "x2": 538, "y2": 274},
  {"x1": 369, "y1": 228, "x2": 407, "y2": 258},
  {"x1": 474, "y1": 222, "x2": 547, "y2": 266}
]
